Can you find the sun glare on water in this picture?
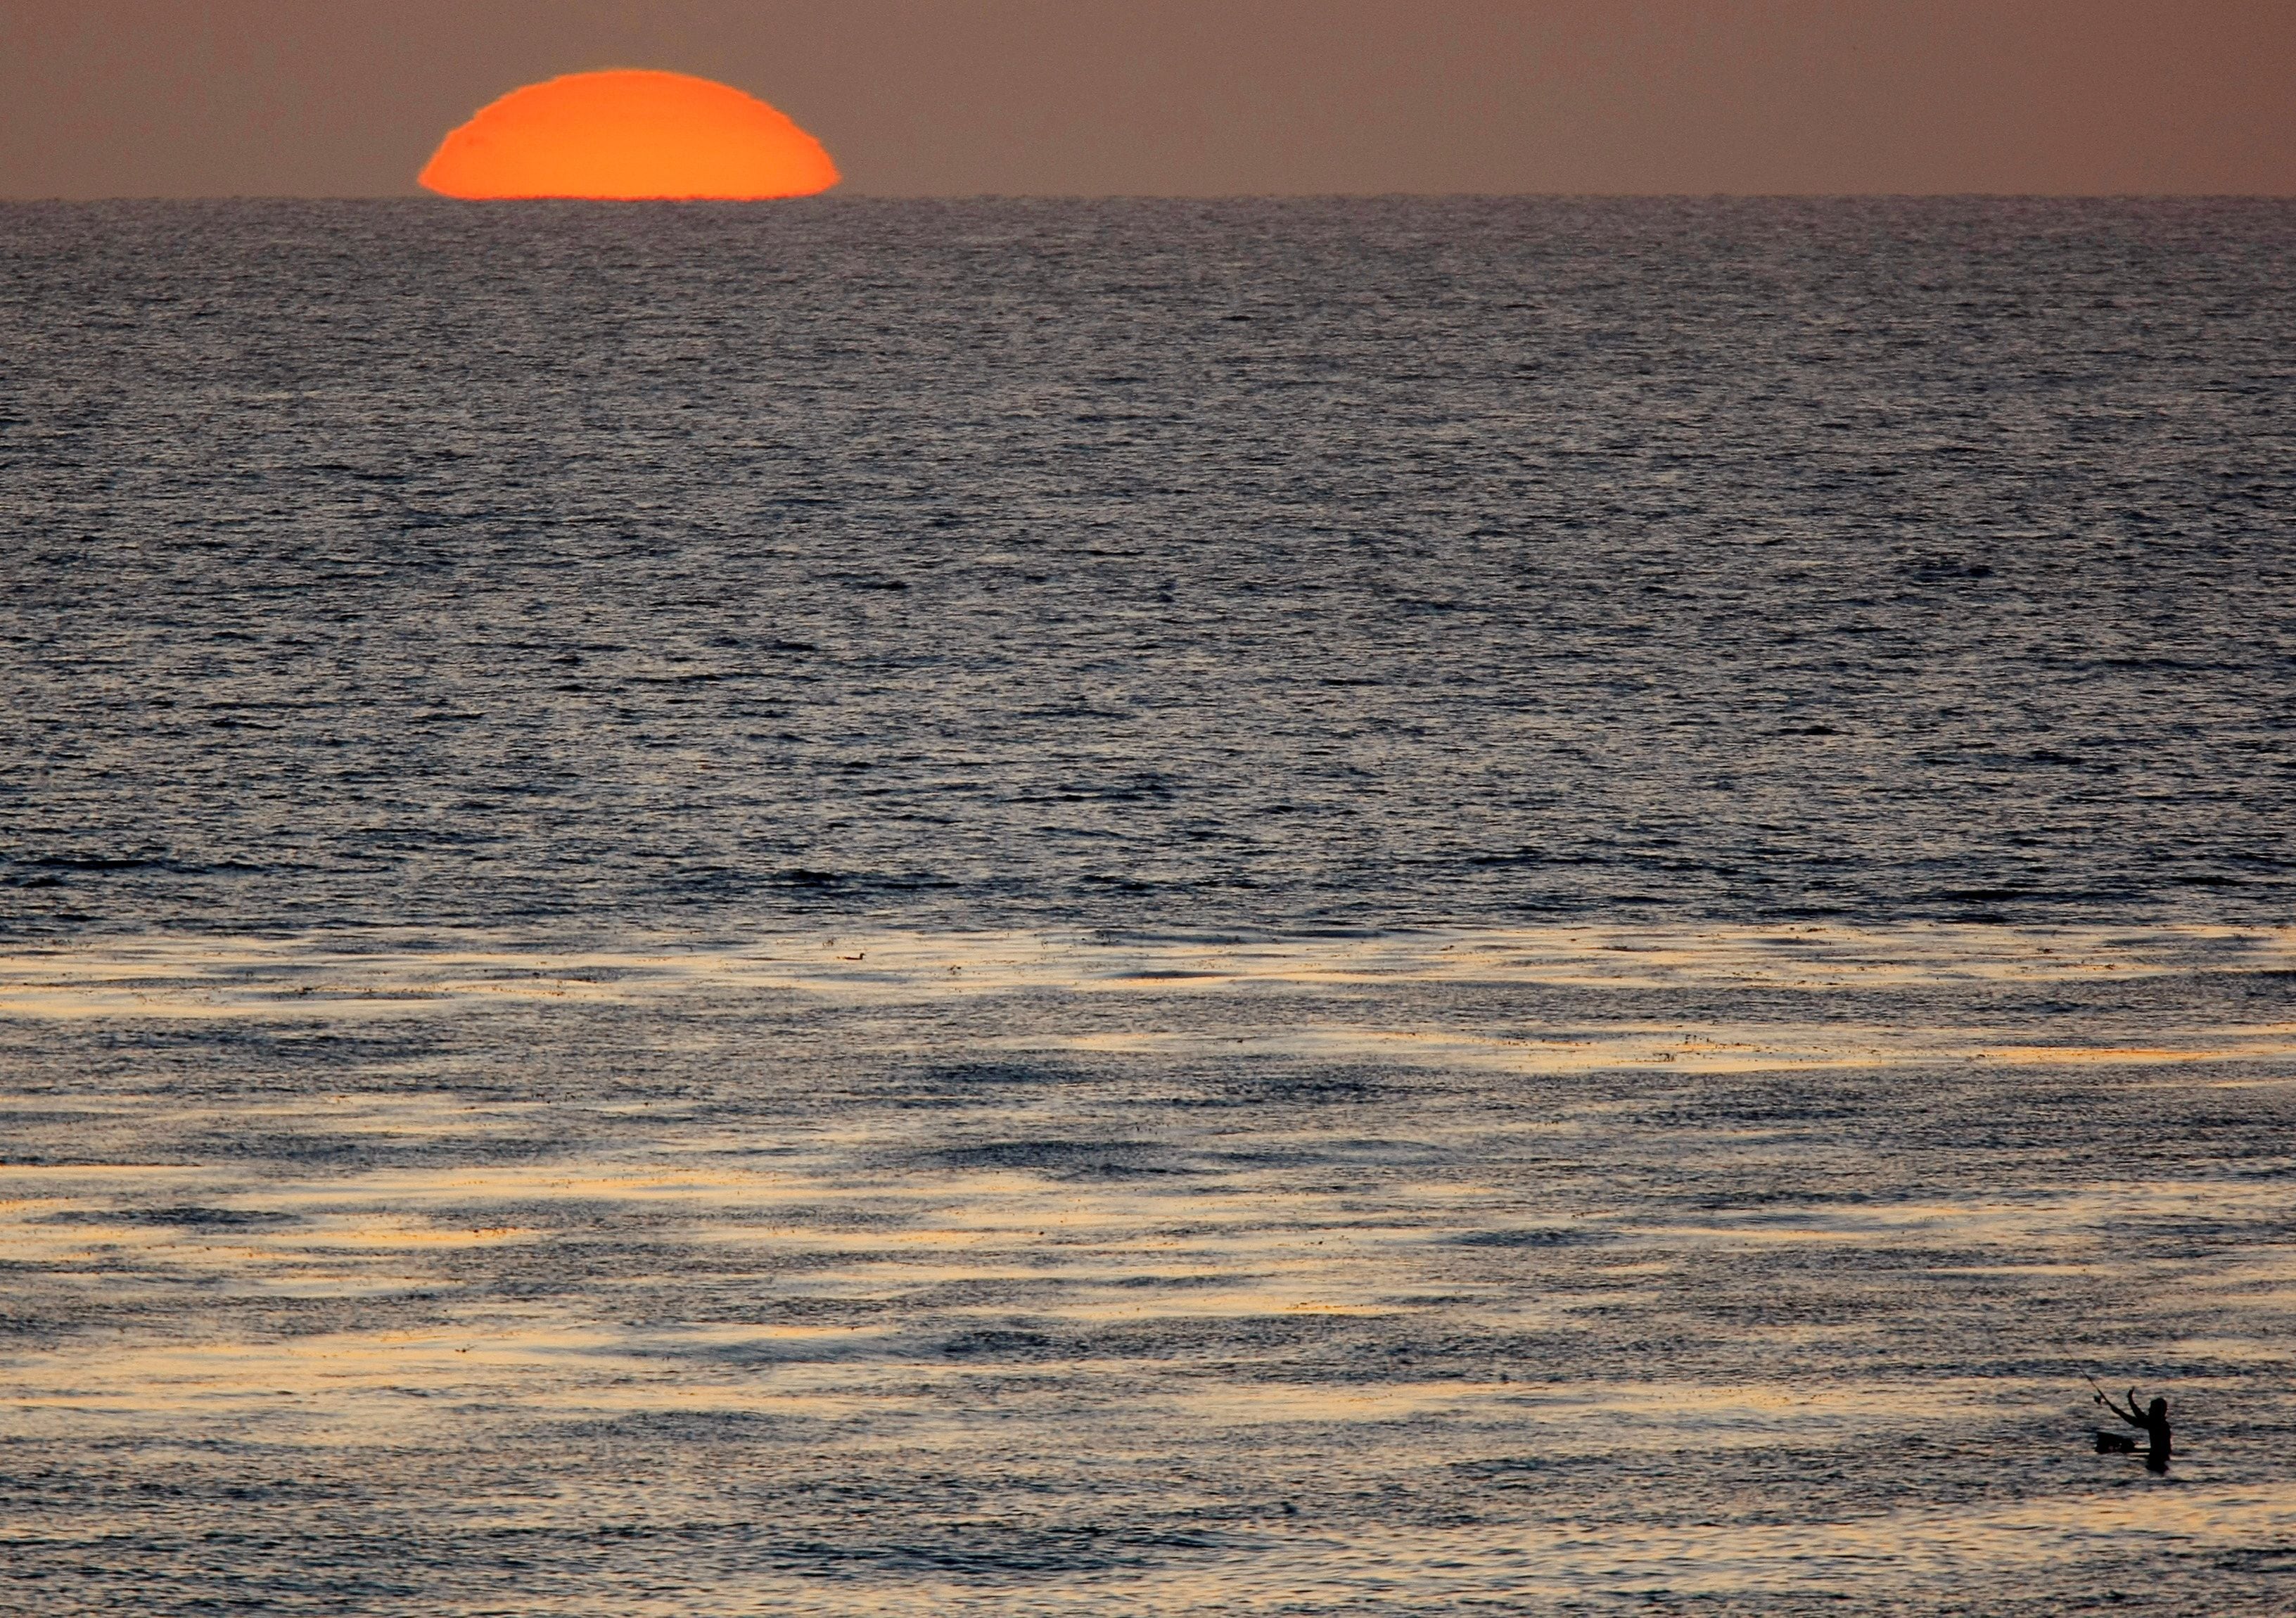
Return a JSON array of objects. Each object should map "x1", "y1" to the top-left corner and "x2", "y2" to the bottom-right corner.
[{"x1": 419, "y1": 69, "x2": 838, "y2": 200}]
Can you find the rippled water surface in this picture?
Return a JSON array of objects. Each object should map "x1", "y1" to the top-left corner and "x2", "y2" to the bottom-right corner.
[{"x1": 3, "y1": 200, "x2": 2293, "y2": 1613}]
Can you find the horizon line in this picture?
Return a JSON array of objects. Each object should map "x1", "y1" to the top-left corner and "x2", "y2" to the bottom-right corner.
[{"x1": 8, "y1": 190, "x2": 2296, "y2": 204}]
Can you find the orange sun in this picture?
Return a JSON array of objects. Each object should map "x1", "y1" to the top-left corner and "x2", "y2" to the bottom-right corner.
[{"x1": 419, "y1": 70, "x2": 838, "y2": 200}]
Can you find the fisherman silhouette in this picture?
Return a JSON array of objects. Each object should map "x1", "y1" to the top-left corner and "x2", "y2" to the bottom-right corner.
[{"x1": 2092, "y1": 1382, "x2": 2171, "y2": 1472}]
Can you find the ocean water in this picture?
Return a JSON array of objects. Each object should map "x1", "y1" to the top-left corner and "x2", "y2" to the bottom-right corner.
[{"x1": 2, "y1": 199, "x2": 2292, "y2": 1614}]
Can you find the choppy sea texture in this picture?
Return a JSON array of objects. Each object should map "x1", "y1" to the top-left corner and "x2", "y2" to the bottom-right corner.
[
  {"x1": 3, "y1": 925, "x2": 2294, "y2": 1613},
  {"x1": 2, "y1": 199, "x2": 2292, "y2": 939},
  {"x1": 3, "y1": 200, "x2": 2294, "y2": 1613}
]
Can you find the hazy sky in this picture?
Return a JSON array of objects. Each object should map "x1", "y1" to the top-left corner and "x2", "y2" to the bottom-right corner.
[{"x1": 4, "y1": 0, "x2": 2292, "y2": 198}]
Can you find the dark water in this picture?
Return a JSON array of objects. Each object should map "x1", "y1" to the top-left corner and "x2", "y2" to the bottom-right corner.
[
  {"x1": 4, "y1": 199, "x2": 2292, "y2": 940},
  {"x1": 4, "y1": 201, "x2": 2294, "y2": 1615}
]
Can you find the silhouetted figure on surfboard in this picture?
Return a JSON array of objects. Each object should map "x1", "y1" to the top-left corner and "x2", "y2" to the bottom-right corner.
[{"x1": 2091, "y1": 1378, "x2": 2171, "y2": 1472}]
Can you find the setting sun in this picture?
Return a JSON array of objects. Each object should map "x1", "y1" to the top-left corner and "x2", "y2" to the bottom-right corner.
[{"x1": 419, "y1": 69, "x2": 838, "y2": 200}]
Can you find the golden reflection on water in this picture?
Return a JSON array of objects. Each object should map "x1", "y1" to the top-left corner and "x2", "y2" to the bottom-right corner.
[
  {"x1": 4, "y1": 921, "x2": 2292, "y2": 1018},
  {"x1": 4, "y1": 925, "x2": 2292, "y2": 1608}
]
